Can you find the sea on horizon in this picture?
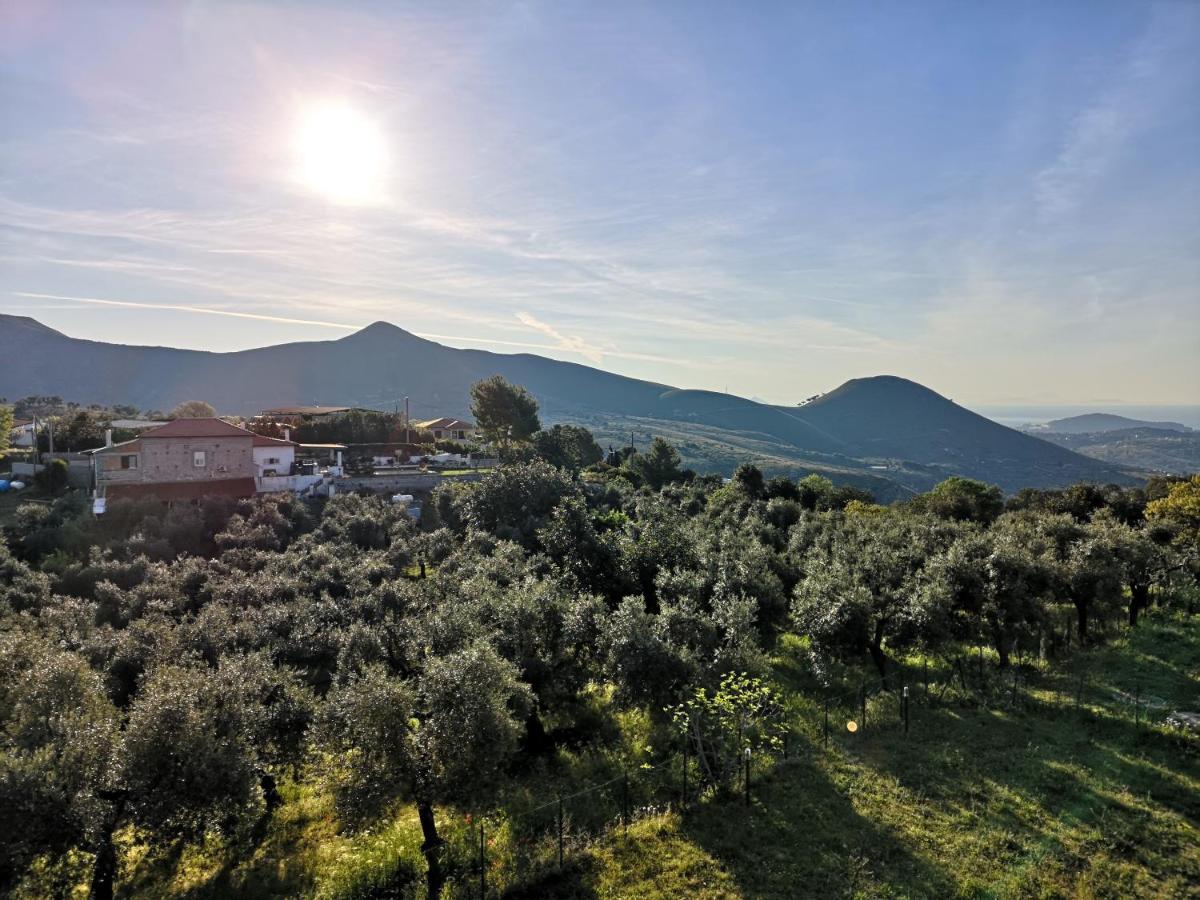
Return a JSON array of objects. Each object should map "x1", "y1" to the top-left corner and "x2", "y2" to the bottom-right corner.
[{"x1": 971, "y1": 404, "x2": 1200, "y2": 430}]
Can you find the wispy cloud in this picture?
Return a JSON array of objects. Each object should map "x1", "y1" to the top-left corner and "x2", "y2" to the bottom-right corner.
[
  {"x1": 1034, "y1": 5, "x2": 1197, "y2": 217},
  {"x1": 515, "y1": 311, "x2": 605, "y2": 363}
]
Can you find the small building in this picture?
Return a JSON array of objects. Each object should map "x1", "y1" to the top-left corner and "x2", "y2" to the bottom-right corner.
[
  {"x1": 87, "y1": 417, "x2": 260, "y2": 504},
  {"x1": 252, "y1": 433, "x2": 299, "y2": 477},
  {"x1": 297, "y1": 443, "x2": 347, "y2": 467},
  {"x1": 415, "y1": 417, "x2": 476, "y2": 441},
  {"x1": 9, "y1": 419, "x2": 35, "y2": 448}
]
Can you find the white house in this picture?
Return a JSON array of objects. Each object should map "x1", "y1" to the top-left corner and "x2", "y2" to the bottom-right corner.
[
  {"x1": 415, "y1": 417, "x2": 476, "y2": 441},
  {"x1": 252, "y1": 433, "x2": 298, "y2": 476}
]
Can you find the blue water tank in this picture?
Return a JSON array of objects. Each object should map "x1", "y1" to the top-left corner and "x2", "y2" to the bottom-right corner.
[{"x1": 0, "y1": 480, "x2": 10, "y2": 493}]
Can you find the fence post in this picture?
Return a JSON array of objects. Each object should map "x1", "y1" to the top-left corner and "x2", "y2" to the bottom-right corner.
[
  {"x1": 924, "y1": 658, "x2": 929, "y2": 704},
  {"x1": 557, "y1": 795, "x2": 564, "y2": 868},
  {"x1": 622, "y1": 770, "x2": 629, "y2": 836},
  {"x1": 903, "y1": 685, "x2": 910, "y2": 736},
  {"x1": 682, "y1": 739, "x2": 688, "y2": 809},
  {"x1": 823, "y1": 697, "x2": 829, "y2": 748},
  {"x1": 860, "y1": 682, "x2": 867, "y2": 735},
  {"x1": 479, "y1": 820, "x2": 485, "y2": 899},
  {"x1": 744, "y1": 747, "x2": 752, "y2": 807}
]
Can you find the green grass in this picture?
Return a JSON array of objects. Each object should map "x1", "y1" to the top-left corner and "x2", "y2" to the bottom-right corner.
[
  {"x1": 17, "y1": 612, "x2": 1199, "y2": 898},
  {"x1": 510, "y1": 613, "x2": 1198, "y2": 898}
]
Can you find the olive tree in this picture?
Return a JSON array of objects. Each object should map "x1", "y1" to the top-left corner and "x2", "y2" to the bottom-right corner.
[
  {"x1": 792, "y1": 513, "x2": 951, "y2": 685},
  {"x1": 533, "y1": 424, "x2": 603, "y2": 472},
  {"x1": 0, "y1": 637, "x2": 118, "y2": 893},
  {"x1": 315, "y1": 643, "x2": 531, "y2": 893}
]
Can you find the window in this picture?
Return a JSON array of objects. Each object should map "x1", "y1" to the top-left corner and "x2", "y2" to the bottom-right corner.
[
  {"x1": 193, "y1": 450, "x2": 207, "y2": 468},
  {"x1": 120, "y1": 455, "x2": 138, "y2": 469}
]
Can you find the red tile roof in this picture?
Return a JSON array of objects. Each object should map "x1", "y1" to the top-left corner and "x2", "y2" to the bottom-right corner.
[
  {"x1": 141, "y1": 417, "x2": 253, "y2": 439},
  {"x1": 252, "y1": 434, "x2": 299, "y2": 447},
  {"x1": 105, "y1": 477, "x2": 257, "y2": 502}
]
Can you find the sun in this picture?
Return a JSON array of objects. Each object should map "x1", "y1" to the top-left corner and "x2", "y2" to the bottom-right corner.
[{"x1": 293, "y1": 102, "x2": 388, "y2": 205}]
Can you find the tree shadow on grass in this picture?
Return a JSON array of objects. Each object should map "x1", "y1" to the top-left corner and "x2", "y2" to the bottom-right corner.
[
  {"x1": 678, "y1": 754, "x2": 958, "y2": 899},
  {"x1": 496, "y1": 855, "x2": 601, "y2": 899},
  {"x1": 836, "y1": 692, "x2": 1200, "y2": 894}
]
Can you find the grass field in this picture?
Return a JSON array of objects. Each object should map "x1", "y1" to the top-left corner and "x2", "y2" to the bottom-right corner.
[{"x1": 15, "y1": 611, "x2": 1199, "y2": 899}]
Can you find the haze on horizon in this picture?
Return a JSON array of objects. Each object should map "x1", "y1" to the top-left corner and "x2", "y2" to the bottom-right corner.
[{"x1": 1, "y1": 0, "x2": 1197, "y2": 407}]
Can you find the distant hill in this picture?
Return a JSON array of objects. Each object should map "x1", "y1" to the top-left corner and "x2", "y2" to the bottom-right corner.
[
  {"x1": 0, "y1": 314, "x2": 1134, "y2": 492},
  {"x1": 1037, "y1": 413, "x2": 1191, "y2": 434},
  {"x1": 1032, "y1": 427, "x2": 1200, "y2": 476},
  {"x1": 779, "y1": 376, "x2": 1135, "y2": 492}
]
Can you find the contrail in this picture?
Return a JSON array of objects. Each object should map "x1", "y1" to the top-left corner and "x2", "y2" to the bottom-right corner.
[
  {"x1": 10, "y1": 290, "x2": 695, "y2": 366},
  {"x1": 12, "y1": 292, "x2": 360, "y2": 330},
  {"x1": 8, "y1": 291, "x2": 611, "y2": 355}
]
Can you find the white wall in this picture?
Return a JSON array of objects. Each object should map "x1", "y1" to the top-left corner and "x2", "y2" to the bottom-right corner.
[
  {"x1": 253, "y1": 444, "x2": 295, "y2": 475},
  {"x1": 256, "y1": 473, "x2": 321, "y2": 494}
]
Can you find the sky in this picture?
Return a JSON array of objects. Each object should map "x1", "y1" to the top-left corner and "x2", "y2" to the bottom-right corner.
[{"x1": 1, "y1": 0, "x2": 1198, "y2": 406}]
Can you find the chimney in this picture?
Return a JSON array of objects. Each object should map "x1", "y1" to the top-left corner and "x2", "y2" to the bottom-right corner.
[
  {"x1": 105, "y1": 429, "x2": 113, "y2": 448},
  {"x1": 283, "y1": 427, "x2": 291, "y2": 442}
]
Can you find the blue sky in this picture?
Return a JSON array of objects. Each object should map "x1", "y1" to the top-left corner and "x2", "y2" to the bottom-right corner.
[{"x1": 1, "y1": 0, "x2": 1197, "y2": 405}]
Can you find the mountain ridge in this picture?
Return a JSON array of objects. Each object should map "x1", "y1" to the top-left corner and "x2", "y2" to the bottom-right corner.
[
  {"x1": 1033, "y1": 413, "x2": 1191, "y2": 434},
  {"x1": 0, "y1": 314, "x2": 1134, "y2": 492}
]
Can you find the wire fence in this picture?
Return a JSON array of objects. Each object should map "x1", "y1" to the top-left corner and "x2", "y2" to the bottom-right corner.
[{"x1": 428, "y1": 652, "x2": 1193, "y2": 898}]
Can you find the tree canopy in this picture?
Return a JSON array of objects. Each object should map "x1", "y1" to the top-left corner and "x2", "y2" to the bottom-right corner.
[
  {"x1": 169, "y1": 400, "x2": 217, "y2": 419},
  {"x1": 469, "y1": 376, "x2": 541, "y2": 448}
]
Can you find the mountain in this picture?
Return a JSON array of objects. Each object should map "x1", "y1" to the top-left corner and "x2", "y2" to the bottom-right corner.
[
  {"x1": 1036, "y1": 413, "x2": 1191, "y2": 434},
  {"x1": 0, "y1": 315, "x2": 1134, "y2": 493},
  {"x1": 782, "y1": 376, "x2": 1137, "y2": 492}
]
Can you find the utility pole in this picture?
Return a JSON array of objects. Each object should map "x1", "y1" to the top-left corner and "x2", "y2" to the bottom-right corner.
[{"x1": 405, "y1": 396, "x2": 410, "y2": 445}]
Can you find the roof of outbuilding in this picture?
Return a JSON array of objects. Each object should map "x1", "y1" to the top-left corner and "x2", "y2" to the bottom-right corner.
[
  {"x1": 251, "y1": 434, "x2": 299, "y2": 447},
  {"x1": 415, "y1": 417, "x2": 475, "y2": 430},
  {"x1": 109, "y1": 419, "x2": 167, "y2": 429},
  {"x1": 259, "y1": 406, "x2": 355, "y2": 416}
]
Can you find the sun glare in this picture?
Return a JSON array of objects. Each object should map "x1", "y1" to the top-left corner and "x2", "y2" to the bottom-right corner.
[{"x1": 293, "y1": 102, "x2": 388, "y2": 205}]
